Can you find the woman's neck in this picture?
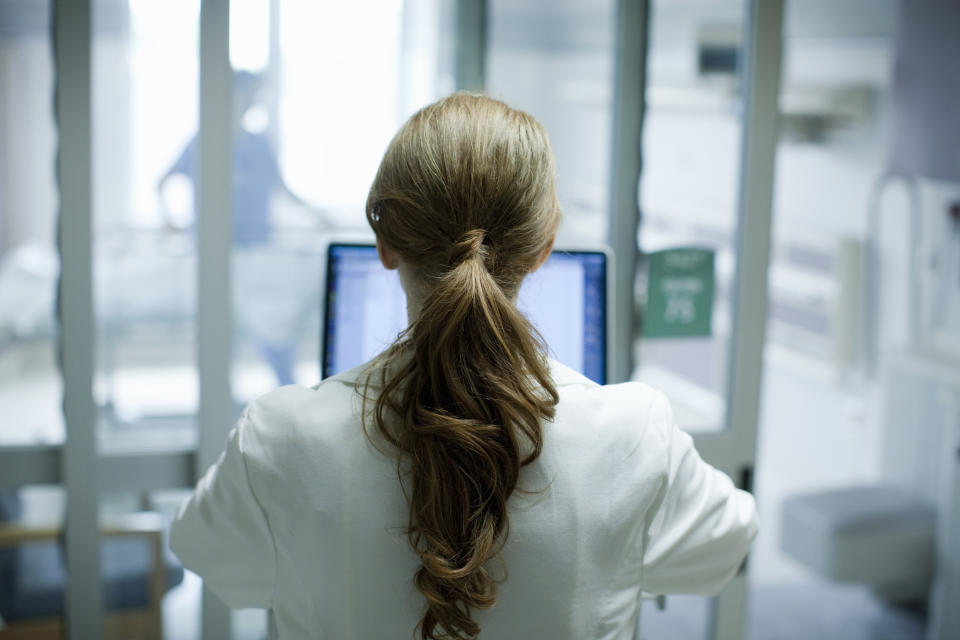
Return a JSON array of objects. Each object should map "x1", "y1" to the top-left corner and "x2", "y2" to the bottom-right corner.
[
  {"x1": 397, "y1": 260, "x2": 522, "y2": 327},
  {"x1": 398, "y1": 263, "x2": 424, "y2": 325}
]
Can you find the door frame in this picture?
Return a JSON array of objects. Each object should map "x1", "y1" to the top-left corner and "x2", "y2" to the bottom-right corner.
[
  {"x1": 607, "y1": 0, "x2": 784, "y2": 638},
  {"x1": 0, "y1": 1, "x2": 783, "y2": 638}
]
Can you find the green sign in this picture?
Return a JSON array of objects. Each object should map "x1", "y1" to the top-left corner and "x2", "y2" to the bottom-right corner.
[{"x1": 643, "y1": 248, "x2": 716, "y2": 338}]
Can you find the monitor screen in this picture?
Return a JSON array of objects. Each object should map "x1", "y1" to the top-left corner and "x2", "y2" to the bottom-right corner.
[{"x1": 323, "y1": 244, "x2": 607, "y2": 383}]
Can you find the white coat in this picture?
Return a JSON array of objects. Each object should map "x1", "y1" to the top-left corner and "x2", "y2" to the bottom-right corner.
[{"x1": 170, "y1": 359, "x2": 758, "y2": 639}]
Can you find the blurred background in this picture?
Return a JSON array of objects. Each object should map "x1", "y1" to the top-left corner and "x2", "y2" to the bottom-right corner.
[{"x1": 0, "y1": 0, "x2": 958, "y2": 638}]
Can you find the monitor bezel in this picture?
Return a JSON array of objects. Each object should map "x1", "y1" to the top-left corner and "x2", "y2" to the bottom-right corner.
[{"x1": 321, "y1": 239, "x2": 614, "y2": 384}]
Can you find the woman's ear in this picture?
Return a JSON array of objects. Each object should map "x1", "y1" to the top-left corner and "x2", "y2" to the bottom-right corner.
[
  {"x1": 531, "y1": 234, "x2": 556, "y2": 273},
  {"x1": 377, "y1": 238, "x2": 400, "y2": 270}
]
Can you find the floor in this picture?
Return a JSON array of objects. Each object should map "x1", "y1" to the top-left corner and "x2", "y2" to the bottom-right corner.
[{"x1": 639, "y1": 585, "x2": 925, "y2": 640}]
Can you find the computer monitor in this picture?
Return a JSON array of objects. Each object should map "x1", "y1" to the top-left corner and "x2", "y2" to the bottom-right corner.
[{"x1": 322, "y1": 242, "x2": 610, "y2": 384}]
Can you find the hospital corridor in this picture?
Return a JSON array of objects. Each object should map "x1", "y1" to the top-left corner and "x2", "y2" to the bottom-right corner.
[{"x1": 0, "y1": 0, "x2": 958, "y2": 638}]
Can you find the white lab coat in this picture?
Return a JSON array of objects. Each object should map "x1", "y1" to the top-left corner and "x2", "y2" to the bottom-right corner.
[{"x1": 171, "y1": 359, "x2": 758, "y2": 639}]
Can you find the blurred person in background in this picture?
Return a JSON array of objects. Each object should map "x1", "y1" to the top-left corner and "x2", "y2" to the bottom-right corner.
[{"x1": 158, "y1": 70, "x2": 324, "y2": 387}]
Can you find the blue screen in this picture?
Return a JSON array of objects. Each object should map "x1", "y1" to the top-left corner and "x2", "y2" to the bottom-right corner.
[{"x1": 323, "y1": 245, "x2": 607, "y2": 384}]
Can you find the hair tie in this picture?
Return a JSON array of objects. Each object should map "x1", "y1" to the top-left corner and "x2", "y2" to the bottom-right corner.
[{"x1": 448, "y1": 229, "x2": 487, "y2": 268}]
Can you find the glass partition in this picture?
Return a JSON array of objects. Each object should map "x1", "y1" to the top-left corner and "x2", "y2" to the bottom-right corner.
[
  {"x1": 635, "y1": 1, "x2": 748, "y2": 637},
  {"x1": 223, "y1": 2, "x2": 453, "y2": 635},
  {"x1": 0, "y1": 0, "x2": 62, "y2": 446},
  {"x1": 92, "y1": 0, "x2": 200, "y2": 454},
  {"x1": 487, "y1": 0, "x2": 617, "y2": 246},
  {"x1": 749, "y1": 1, "x2": 908, "y2": 637},
  {"x1": 91, "y1": 0, "x2": 201, "y2": 636},
  {"x1": 634, "y1": 0, "x2": 747, "y2": 435},
  {"x1": 229, "y1": 0, "x2": 453, "y2": 411}
]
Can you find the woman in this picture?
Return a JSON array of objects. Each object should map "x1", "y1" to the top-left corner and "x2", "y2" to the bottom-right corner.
[{"x1": 171, "y1": 93, "x2": 757, "y2": 639}]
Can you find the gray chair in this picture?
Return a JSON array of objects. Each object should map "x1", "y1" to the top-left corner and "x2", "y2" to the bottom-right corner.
[{"x1": 782, "y1": 485, "x2": 935, "y2": 603}]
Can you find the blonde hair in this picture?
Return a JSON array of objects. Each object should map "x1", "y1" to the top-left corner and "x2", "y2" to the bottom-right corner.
[{"x1": 362, "y1": 93, "x2": 561, "y2": 639}]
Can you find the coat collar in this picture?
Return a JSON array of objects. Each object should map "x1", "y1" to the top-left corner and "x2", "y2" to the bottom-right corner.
[{"x1": 318, "y1": 352, "x2": 596, "y2": 391}]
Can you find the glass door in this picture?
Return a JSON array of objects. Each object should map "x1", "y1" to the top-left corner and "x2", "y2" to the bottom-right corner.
[
  {"x1": 21, "y1": 0, "x2": 780, "y2": 636},
  {"x1": 228, "y1": 0, "x2": 454, "y2": 414},
  {"x1": 222, "y1": 1, "x2": 452, "y2": 636},
  {"x1": 637, "y1": 1, "x2": 783, "y2": 639},
  {"x1": 487, "y1": 0, "x2": 617, "y2": 247},
  {"x1": 637, "y1": 0, "x2": 745, "y2": 637},
  {"x1": 636, "y1": 0, "x2": 747, "y2": 435},
  {"x1": 0, "y1": 0, "x2": 72, "y2": 634},
  {"x1": 91, "y1": 0, "x2": 204, "y2": 636},
  {"x1": 486, "y1": 0, "x2": 782, "y2": 638}
]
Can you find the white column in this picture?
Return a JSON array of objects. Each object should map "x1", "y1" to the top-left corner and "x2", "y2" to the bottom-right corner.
[
  {"x1": 607, "y1": 0, "x2": 650, "y2": 384},
  {"x1": 197, "y1": 0, "x2": 234, "y2": 637},
  {"x1": 54, "y1": 0, "x2": 102, "y2": 637},
  {"x1": 928, "y1": 387, "x2": 960, "y2": 639},
  {"x1": 455, "y1": 0, "x2": 486, "y2": 91},
  {"x1": 712, "y1": 0, "x2": 783, "y2": 639},
  {"x1": 266, "y1": 0, "x2": 281, "y2": 149}
]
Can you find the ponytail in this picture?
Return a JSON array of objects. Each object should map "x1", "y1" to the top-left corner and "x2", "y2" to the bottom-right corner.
[{"x1": 361, "y1": 93, "x2": 561, "y2": 639}]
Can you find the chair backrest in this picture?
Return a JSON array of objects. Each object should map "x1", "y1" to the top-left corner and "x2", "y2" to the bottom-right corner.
[
  {"x1": 0, "y1": 490, "x2": 23, "y2": 617},
  {"x1": 0, "y1": 491, "x2": 21, "y2": 523}
]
